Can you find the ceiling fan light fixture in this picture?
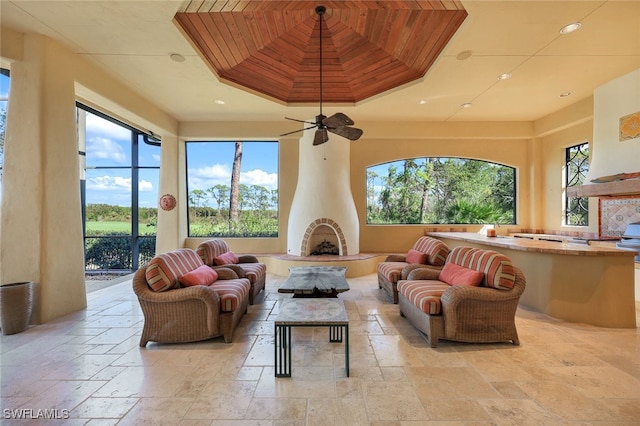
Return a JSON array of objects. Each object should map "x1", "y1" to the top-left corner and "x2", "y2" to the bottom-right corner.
[
  {"x1": 279, "y1": 4, "x2": 363, "y2": 145},
  {"x1": 497, "y1": 72, "x2": 512, "y2": 81},
  {"x1": 419, "y1": 99, "x2": 428, "y2": 105}
]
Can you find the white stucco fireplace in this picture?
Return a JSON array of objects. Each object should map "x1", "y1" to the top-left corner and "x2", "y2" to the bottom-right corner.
[{"x1": 287, "y1": 126, "x2": 360, "y2": 256}]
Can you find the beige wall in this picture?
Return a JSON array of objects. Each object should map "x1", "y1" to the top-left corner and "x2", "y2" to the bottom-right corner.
[
  {"x1": 0, "y1": 29, "x2": 177, "y2": 323},
  {"x1": 2, "y1": 28, "x2": 628, "y2": 323}
]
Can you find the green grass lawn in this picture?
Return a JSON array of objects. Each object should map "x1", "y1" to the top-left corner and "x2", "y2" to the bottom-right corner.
[{"x1": 86, "y1": 221, "x2": 156, "y2": 236}]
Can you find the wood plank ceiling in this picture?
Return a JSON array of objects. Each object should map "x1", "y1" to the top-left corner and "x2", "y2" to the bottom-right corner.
[{"x1": 174, "y1": 0, "x2": 467, "y2": 104}]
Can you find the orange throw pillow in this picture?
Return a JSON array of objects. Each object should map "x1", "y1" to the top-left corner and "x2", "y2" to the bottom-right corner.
[
  {"x1": 213, "y1": 251, "x2": 240, "y2": 266},
  {"x1": 406, "y1": 249, "x2": 427, "y2": 264},
  {"x1": 179, "y1": 265, "x2": 219, "y2": 287},
  {"x1": 439, "y1": 262, "x2": 484, "y2": 287}
]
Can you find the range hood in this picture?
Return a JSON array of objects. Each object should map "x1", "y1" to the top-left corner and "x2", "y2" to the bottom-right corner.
[{"x1": 567, "y1": 179, "x2": 640, "y2": 198}]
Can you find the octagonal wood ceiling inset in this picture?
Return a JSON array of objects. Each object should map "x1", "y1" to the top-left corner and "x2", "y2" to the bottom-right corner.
[{"x1": 175, "y1": 1, "x2": 467, "y2": 104}]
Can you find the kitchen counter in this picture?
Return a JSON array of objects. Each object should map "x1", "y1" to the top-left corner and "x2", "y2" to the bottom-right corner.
[{"x1": 426, "y1": 232, "x2": 637, "y2": 328}]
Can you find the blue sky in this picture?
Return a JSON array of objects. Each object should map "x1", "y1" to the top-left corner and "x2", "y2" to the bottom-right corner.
[{"x1": 84, "y1": 110, "x2": 278, "y2": 208}]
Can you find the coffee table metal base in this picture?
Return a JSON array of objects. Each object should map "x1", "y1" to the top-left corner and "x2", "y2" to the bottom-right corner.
[{"x1": 274, "y1": 298, "x2": 349, "y2": 378}]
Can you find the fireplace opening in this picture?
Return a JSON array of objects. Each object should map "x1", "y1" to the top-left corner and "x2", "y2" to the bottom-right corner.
[
  {"x1": 311, "y1": 239, "x2": 339, "y2": 255},
  {"x1": 302, "y1": 222, "x2": 347, "y2": 256}
]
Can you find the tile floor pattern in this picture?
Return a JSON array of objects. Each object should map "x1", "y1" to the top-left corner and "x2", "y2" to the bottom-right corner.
[{"x1": 2, "y1": 273, "x2": 640, "y2": 425}]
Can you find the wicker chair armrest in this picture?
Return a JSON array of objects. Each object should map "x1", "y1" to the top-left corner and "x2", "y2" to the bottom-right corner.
[
  {"x1": 212, "y1": 264, "x2": 246, "y2": 279},
  {"x1": 441, "y1": 267, "x2": 526, "y2": 307},
  {"x1": 384, "y1": 254, "x2": 406, "y2": 262},
  {"x1": 213, "y1": 266, "x2": 240, "y2": 280},
  {"x1": 135, "y1": 280, "x2": 221, "y2": 307},
  {"x1": 237, "y1": 255, "x2": 259, "y2": 263},
  {"x1": 402, "y1": 264, "x2": 440, "y2": 280},
  {"x1": 406, "y1": 267, "x2": 441, "y2": 281}
]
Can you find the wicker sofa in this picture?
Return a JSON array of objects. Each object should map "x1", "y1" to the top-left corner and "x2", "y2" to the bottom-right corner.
[
  {"x1": 397, "y1": 246, "x2": 526, "y2": 348},
  {"x1": 133, "y1": 248, "x2": 250, "y2": 346},
  {"x1": 196, "y1": 239, "x2": 266, "y2": 305},
  {"x1": 377, "y1": 236, "x2": 450, "y2": 303}
]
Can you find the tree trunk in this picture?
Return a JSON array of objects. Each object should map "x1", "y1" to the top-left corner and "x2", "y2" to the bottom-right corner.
[{"x1": 229, "y1": 141, "x2": 242, "y2": 231}]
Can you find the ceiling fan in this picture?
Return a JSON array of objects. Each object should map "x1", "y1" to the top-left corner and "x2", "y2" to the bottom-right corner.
[{"x1": 280, "y1": 5, "x2": 363, "y2": 146}]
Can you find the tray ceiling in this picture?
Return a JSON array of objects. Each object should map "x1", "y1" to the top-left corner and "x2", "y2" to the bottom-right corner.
[{"x1": 175, "y1": 1, "x2": 467, "y2": 104}]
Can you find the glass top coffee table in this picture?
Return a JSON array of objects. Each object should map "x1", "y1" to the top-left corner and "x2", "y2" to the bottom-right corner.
[
  {"x1": 274, "y1": 298, "x2": 349, "y2": 377},
  {"x1": 277, "y1": 266, "x2": 350, "y2": 297}
]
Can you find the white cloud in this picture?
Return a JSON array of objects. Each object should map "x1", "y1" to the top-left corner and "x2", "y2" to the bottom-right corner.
[
  {"x1": 242, "y1": 169, "x2": 278, "y2": 190},
  {"x1": 86, "y1": 175, "x2": 131, "y2": 192},
  {"x1": 139, "y1": 179, "x2": 153, "y2": 191},
  {"x1": 87, "y1": 137, "x2": 127, "y2": 163},
  {"x1": 85, "y1": 112, "x2": 130, "y2": 140},
  {"x1": 188, "y1": 164, "x2": 277, "y2": 191}
]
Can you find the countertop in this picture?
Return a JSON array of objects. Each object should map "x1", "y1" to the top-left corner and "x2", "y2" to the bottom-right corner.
[{"x1": 426, "y1": 232, "x2": 634, "y2": 257}]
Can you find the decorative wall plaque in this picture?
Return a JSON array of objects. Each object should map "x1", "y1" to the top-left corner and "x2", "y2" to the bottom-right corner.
[
  {"x1": 619, "y1": 111, "x2": 640, "y2": 141},
  {"x1": 159, "y1": 194, "x2": 177, "y2": 211}
]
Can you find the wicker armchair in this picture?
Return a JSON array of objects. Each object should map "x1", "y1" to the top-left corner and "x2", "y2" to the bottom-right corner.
[
  {"x1": 196, "y1": 239, "x2": 266, "y2": 305},
  {"x1": 377, "y1": 236, "x2": 450, "y2": 303},
  {"x1": 133, "y1": 263, "x2": 249, "y2": 346},
  {"x1": 397, "y1": 247, "x2": 526, "y2": 347}
]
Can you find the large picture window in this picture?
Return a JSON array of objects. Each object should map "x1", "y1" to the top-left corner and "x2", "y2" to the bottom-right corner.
[
  {"x1": 186, "y1": 141, "x2": 278, "y2": 237},
  {"x1": 367, "y1": 157, "x2": 516, "y2": 224},
  {"x1": 79, "y1": 104, "x2": 160, "y2": 272}
]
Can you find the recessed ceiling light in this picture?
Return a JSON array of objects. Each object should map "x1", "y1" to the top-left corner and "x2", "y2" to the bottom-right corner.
[
  {"x1": 418, "y1": 99, "x2": 428, "y2": 105},
  {"x1": 559, "y1": 91, "x2": 572, "y2": 98},
  {"x1": 560, "y1": 22, "x2": 581, "y2": 35},
  {"x1": 497, "y1": 73, "x2": 512, "y2": 81},
  {"x1": 456, "y1": 50, "x2": 473, "y2": 61},
  {"x1": 214, "y1": 99, "x2": 225, "y2": 105},
  {"x1": 169, "y1": 53, "x2": 185, "y2": 62},
  {"x1": 460, "y1": 102, "x2": 473, "y2": 108}
]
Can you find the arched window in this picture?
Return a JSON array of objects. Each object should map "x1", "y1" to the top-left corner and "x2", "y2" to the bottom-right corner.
[{"x1": 367, "y1": 157, "x2": 516, "y2": 224}]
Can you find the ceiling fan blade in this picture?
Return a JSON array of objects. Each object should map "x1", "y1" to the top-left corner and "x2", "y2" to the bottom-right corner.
[
  {"x1": 285, "y1": 117, "x2": 315, "y2": 125},
  {"x1": 322, "y1": 112, "x2": 354, "y2": 128},
  {"x1": 313, "y1": 128, "x2": 329, "y2": 145},
  {"x1": 327, "y1": 126, "x2": 363, "y2": 141},
  {"x1": 280, "y1": 125, "x2": 317, "y2": 137}
]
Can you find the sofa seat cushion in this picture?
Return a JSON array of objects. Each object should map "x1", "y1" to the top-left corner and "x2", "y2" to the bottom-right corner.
[
  {"x1": 398, "y1": 280, "x2": 450, "y2": 315},
  {"x1": 377, "y1": 261, "x2": 407, "y2": 284},
  {"x1": 209, "y1": 278, "x2": 251, "y2": 312},
  {"x1": 447, "y1": 247, "x2": 516, "y2": 290},
  {"x1": 237, "y1": 262, "x2": 267, "y2": 284},
  {"x1": 145, "y1": 249, "x2": 204, "y2": 292}
]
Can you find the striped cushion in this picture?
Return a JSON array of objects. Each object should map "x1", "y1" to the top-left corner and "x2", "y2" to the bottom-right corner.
[
  {"x1": 413, "y1": 237, "x2": 449, "y2": 266},
  {"x1": 145, "y1": 249, "x2": 204, "y2": 292},
  {"x1": 377, "y1": 262, "x2": 406, "y2": 284},
  {"x1": 398, "y1": 280, "x2": 450, "y2": 315},
  {"x1": 196, "y1": 239, "x2": 231, "y2": 266},
  {"x1": 209, "y1": 278, "x2": 250, "y2": 312},
  {"x1": 446, "y1": 247, "x2": 516, "y2": 290},
  {"x1": 237, "y1": 262, "x2": 266, "y2": 284}
]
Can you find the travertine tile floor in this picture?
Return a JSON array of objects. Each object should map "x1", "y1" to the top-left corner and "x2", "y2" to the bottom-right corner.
[{"x1": 1, "y1": 272, "x2": 639, "y2": 425}]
